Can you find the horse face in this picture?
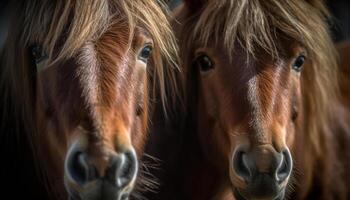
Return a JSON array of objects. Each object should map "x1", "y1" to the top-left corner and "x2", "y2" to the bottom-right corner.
[
  {"x1": 191, "y1": 40, "x2": 306, "y2": 199},
  {"x1": 36, "y1": 27, "x2": 152, "y2": 199}
]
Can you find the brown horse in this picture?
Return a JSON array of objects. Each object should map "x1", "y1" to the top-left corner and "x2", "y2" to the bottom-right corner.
[
  {"x1": 0, "y1": 1, "x2": 178, "y2": 199},
  {"x1": 161, "y1": 0, "x2": 350, "y2": 199}
]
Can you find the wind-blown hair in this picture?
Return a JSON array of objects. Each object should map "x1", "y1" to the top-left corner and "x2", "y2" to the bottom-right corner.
[{"x1": 1, "y1": 0, "x2": 179, "y2": 105}]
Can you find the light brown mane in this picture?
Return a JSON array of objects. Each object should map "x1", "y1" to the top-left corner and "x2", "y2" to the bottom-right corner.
[
  {"x1": 1, "y1": 0, "x2": 179, "y2": 109},
  {"x1": 181, "y1": 0, "x2": 338, "y2": 160}
]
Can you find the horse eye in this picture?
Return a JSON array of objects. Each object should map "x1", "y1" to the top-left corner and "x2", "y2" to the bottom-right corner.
[
  {"x1": 139, "y1": 45, "x2": 153, "y2": 62},
  {"x1": 291, "y1": 104, "x2": 298, "y2": 121},
  {"x1": 292, "y1": 55, "x2": 305, "y2": 72},
  {"x1": 196, "y1": 54, "x2": 214, "y2": 72},
  {"x1": 136, "y1": 105, "x2": 143, "y2": 116}
]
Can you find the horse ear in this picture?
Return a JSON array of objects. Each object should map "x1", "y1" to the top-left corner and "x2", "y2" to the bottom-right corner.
[{"x1": 183, "y1": 0, "x2": 206, "y2": 11}]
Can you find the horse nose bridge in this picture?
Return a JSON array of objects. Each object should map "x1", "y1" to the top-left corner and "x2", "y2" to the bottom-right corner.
[
  {"x1": 252, "y1": 145, "x2": 281, "y2": 173},
  {"x1": 88, "y1": 140, "x2": 117, "y2": 170},
  {"x1": 247, "y1": 126, "x2": 271, "y2": 145},
  {"x1": 246, "y1": 123, "x2": 287, "y2": 150},
  {"x1": 82, "y1": 100, "x2": 130, "y2": 132},
  {"x1": 87, "y1": 150, "x2": 110, "y2": 177},
  {"x1": 74, "y1": 109, "x2": 134, "y2": 176},
  {"x1": 81, "y1": 112, "x2": 132, "y2": 151}
]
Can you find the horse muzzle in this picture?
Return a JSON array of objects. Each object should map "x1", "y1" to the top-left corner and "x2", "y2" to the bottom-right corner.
[
  {"x1": 64, "y1": 138, "x2": 138, "y2": 200},
  {"x1": 232, "y1": 145, "x2": 292, "y2": 200}
]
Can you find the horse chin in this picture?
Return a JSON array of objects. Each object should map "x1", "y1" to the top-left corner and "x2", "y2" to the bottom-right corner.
[
  {"x1": 233, "y1": 187, "x2": 285, "y2": 200},
  {"x1": 66, "y1": 179, "x2": 133, "y2": 200}
]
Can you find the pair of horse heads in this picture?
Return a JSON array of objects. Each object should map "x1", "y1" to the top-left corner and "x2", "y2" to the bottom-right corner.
[{"x1": 1, "y1": 0, "x2": 350, "y2": 200}]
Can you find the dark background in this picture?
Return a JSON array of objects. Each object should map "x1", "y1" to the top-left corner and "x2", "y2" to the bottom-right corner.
[{"x1": 328, "y1": 0, "x2": 350, "y2": 42}]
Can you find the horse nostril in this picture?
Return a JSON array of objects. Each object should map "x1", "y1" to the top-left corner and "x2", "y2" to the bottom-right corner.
[
  {"x1": 276, "y1": 149, "x2": 292, "y2": 182},
  {"x1": 66, "y1": 152, "x2": 97, "y2": 185},
  {"x1": 106, "y1": 149, "x2": 138, "y2": 188},
  {"x1": 233, "y1": 150, "x2": 251, "y2": 182}
]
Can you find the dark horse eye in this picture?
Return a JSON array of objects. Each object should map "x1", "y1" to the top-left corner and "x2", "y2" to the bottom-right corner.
[
  {"x1": 139, "y1": 45, "x2": 153, "y2": 62},
  {"x1": 136, "y1": 105, "x2": 143, "y2": 116},
  {"x1": 196, "y1": 54, "x2": 214, "y2": 72},
  {"x1": 291, "y1": 104, "x2": 298, "y2": 121},
  {"x1": 292, "y1": 55, "x2": 305, "y2": 72}
]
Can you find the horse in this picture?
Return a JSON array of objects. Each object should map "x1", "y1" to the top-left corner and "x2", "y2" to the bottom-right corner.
[
  {"x1": 0, "y1": 1, "x2": 179, "y2": 199},
  {"x1": 146, "y1": 0, "x2": 350, "y2": 199}
]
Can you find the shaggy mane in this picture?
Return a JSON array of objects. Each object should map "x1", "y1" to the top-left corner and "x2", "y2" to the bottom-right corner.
[
  {"x1": 1, "y1": 0, "x2": 179, "y2": 109},
  {"x1": 182, "y1": 0, "x2": 339, "y2": 159}
]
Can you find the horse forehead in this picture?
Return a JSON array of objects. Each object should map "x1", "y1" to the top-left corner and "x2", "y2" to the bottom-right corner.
[
  {"x1": 226, "y1": 56, "x2": 287, "y2": 112},
  {"x1": 76, "y1": 40, "x2": 136, "y2": 108}
]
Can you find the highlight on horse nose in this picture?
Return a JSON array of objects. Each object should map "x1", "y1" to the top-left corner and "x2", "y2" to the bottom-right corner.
[
  {"x1": 276, "y1": 149, "x2": 292, "y2": 182},
  {"x1": 106, "y1": 149, "x2": 138, "y2": 188},
  {"x1": 65, "y1": 147, "x2": 138, "y2": 188}
]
